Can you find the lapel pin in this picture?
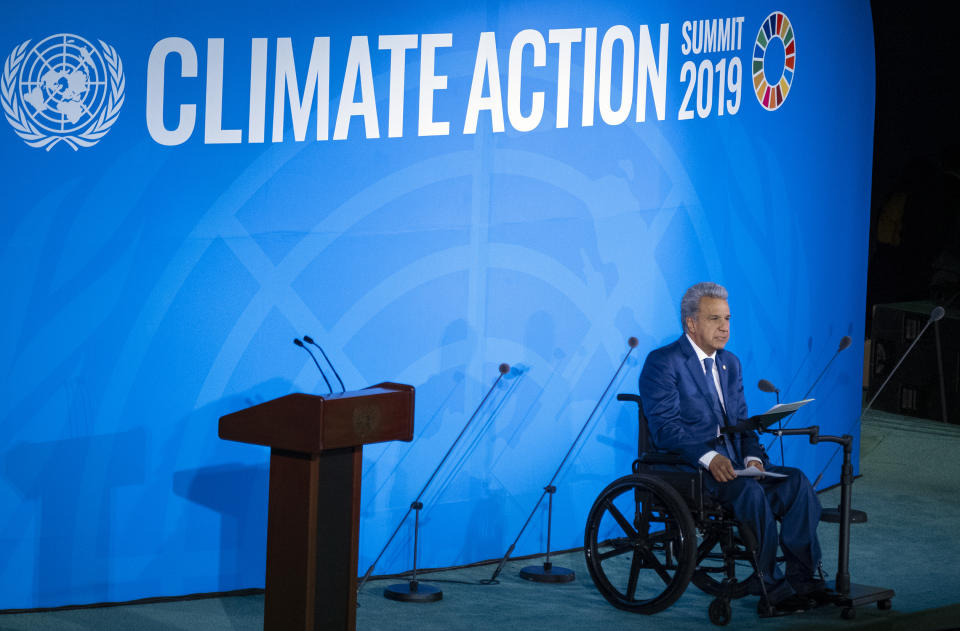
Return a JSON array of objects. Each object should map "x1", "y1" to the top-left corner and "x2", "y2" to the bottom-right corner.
[{"x1": 722, "y1": 365, "x2": 727, "y2": 370}]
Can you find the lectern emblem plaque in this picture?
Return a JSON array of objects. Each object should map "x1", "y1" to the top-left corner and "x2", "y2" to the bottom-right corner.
[{"x1": 353, "y1": 404, "x2": 380, "y2": 440}]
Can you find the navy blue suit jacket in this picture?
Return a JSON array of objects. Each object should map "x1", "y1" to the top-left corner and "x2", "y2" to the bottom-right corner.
[{"x1": 638, "y1": 335, "x2": 766, "y2": 469}]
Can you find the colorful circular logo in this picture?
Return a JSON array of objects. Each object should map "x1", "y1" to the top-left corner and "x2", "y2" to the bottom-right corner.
[{"x1": 752, "y1": 12, "x2": 795, "y2": 111}]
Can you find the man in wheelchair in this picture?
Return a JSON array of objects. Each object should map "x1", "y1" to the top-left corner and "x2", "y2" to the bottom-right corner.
[{"x1": 637, "y1": 282, "x2": 833, "y2": 616}]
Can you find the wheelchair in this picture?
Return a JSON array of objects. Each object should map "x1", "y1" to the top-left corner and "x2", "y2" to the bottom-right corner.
[{"x1": 583, "y1": 394, "x2": 768, "y2": 626}]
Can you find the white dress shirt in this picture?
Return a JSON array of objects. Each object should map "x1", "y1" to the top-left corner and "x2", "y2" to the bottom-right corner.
[{"x1": 686, "y1": 334, "x2": 762, "y2": 471}]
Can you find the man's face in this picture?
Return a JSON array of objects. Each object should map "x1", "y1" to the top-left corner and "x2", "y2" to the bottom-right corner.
[{"x1": 686, "y1": 297, "x2": 730, "y2": 355}]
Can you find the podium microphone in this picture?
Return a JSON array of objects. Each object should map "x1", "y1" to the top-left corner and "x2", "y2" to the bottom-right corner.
[
  {"x1": 813, "y1": 306, "x2": 944, "y2": 488},
  {"x1": 303, "y1": 335, "x2": 346, "y2": 392},
  {"x1": 293, "y1": 338, "x2": 332, "y2": 395}
]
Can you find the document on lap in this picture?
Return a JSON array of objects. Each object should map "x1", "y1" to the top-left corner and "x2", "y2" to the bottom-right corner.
[{"x1": 734, "y1": 466, "x2": 788, "y2": 479}]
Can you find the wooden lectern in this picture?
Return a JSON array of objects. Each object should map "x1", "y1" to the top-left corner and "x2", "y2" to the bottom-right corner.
[{"x1": 219, "y1": 382, "x2": 415, "y2": 630}]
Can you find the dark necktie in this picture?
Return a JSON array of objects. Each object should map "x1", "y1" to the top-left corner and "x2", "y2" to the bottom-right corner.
[{"x1": 704, "y1": 357, "x2": 736, "y2": 462}]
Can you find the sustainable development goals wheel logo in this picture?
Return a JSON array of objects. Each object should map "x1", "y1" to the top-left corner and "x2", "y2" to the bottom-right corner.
[
  {"x1": 2, "y1": 34, "x2": 125, "y2": 151},
  {"x1": 752, "y1": 12, "x2": 795, "y2": 111}
]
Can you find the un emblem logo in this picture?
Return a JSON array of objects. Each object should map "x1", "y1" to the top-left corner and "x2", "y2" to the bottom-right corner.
[{"x1": 2, "y1": 34, "x2": 124, "y2": 151}]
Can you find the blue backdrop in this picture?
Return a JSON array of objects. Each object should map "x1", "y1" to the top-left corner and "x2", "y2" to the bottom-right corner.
[{"x1": 0, "y1": 0, "x2": 874, "y2": 609}]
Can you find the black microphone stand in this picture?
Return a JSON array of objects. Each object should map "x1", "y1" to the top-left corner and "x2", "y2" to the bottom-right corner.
[
  {"x1": 488, "y1": 337, "x2": 639, "y2": 584},
  {"x1": 756, "y1": 310, "x2": 944, "y2": 619},
  {"x1": 757, "y1": 379, "x2": 782, "y2": 464},
  {"x1": 760, "y1": 424, "x2": 894, "y2": 619},
  {"x1": 813, "y1": 307, "x2": 944, "y2": 489},
  {"x1": 303, "y1": 334, "x2": 346, "y2": 392},
  {"x1": 293, "y1": 338, "x2": 332, "y2": 394},
  {"x1": 763, "y1": 336, "x2": 851, "y2": 461},
  {"x1": 357, "y1": 363, "x2": 511, "y2": 603}
]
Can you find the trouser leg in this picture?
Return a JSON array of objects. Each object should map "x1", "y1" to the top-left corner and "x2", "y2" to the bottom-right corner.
[
  {"x1": 706, "y1": 476, "x2": 792, "y2": 603},
  {"x1": 763, "y1": 465, "x2": 823, "y2": 591}
]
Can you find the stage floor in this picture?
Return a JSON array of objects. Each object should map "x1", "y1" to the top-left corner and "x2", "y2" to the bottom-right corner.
[{"x1": 2, "y1": 411, "x2": 958, "y2": 630}]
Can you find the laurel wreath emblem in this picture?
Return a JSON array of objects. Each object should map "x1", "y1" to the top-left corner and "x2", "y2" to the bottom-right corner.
[{"x1": 1, "y1": 37, "x2": 125, "y2": 151}]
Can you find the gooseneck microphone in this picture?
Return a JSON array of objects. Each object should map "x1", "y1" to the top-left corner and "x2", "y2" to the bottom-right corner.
[
  {"x1": 813, "y1": 306, "x2": 945, "y2": 488},
  {"x1": 757, "y1": 379, "x2": 783, "y2": 463},
  {"x1": 488, "y1": 337, "x2": 640, "y2": 584},
  {"x1": 358, "y1": 363, "x2": 512, "y2": 599},
  {"x1": 303, "y1": 335, "x2": 346, "y2": 393},
  {"x1": 801, "y1": 335, "x2": 853, "y2": 400},
  {"x1": 861, "y1": 308, "x2": 942, "y2": 413},
  {"x1": 764, "y1": 335, "x2": 853, "y2": 459},
  {"x1": 758, "y1": 379, "x2": 780, "y2": 401},
  {"x1": 293, "y1": 338, "x2": 333, "y2": 395}
]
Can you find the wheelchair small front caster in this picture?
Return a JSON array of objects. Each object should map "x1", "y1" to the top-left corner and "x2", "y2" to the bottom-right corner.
[
  {"x1": 878, "y1": 599, "x2": 892, "y2": 610},
  {"x1": 841, "y1": 607, "x2": 856, "y2": 620},
  {"x1": 709, "y1": 597, "x2": 732, "y2": 626}
]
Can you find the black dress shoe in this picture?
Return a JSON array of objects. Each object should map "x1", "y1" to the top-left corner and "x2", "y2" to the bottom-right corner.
[{"x1": 757, "y1": 593, "x2": 815, "y2": 618}]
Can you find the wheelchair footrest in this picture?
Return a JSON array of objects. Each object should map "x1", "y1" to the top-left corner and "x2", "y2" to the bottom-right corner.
[{"x1": 819, "y1": 507, "x2": 867, "y2": 524}]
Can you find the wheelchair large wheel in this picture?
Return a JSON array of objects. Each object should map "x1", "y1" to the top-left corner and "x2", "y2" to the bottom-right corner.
[
  {"x1": 584, "y1": 474, "x2": 697, "y2": 614},
  {"x1": 690, "y1": 524, "x2": 756, "y2": 599}
]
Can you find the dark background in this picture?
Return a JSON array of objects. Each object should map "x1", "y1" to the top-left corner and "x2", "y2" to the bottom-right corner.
[
  {"x1": 867, "y1": 2, "x2": 960, "y2": 314},
  {"x1": 865, "y1": 2, "x2": 959, "y2": 421}
]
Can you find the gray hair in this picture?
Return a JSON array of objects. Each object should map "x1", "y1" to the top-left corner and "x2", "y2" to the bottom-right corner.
[{"x1": 680, "y1": 282, "x2": 728, "y2": 332}]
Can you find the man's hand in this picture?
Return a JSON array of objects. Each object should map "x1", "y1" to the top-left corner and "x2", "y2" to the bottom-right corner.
[
  {"x1": 746, "y1": 459, "x2": 764, "y2": 472},
  {"x1": 709, "y1": 454, "x2": 737, "y2": 482}
]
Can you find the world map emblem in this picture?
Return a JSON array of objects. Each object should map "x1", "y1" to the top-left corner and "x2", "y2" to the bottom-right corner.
[{"x1": 2, "y1": 34, "x2": 124, "y2": 150}]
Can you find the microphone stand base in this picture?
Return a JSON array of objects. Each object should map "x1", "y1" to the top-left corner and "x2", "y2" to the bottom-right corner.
[
  {"x1": 820, "y1": 507, "x2": 867, "y2": 524},
  {"x1": 384, "y1": 581, "x2": 443, "y2": 603},
  {"x1": 829, "y1": 581, "x2": 895, "y2": 619},
  {"x1": 519, "y1": 564, "x2": 575, "y2": 583}
]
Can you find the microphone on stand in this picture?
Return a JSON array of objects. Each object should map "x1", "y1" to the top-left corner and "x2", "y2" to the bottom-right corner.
[
  {"x1": 358, "y1": 363, "x2": 512, "y2": 602},
  {"x1": 764, "y1": 335, "x2": 853, "y2": 458},
  {"x1": 488, "y1": 336, "x2": 640, "y2": 584},
  {"x1": 801, "y1": 335, "x2": 853, "y2": 400},
  {"x1": 757, "y1": 379, "x2": 783, "y2": 464},
  {"x1": 293, "y1": 338, "x2": 333, "y2": 395},
  {"x1": 813, "y1": 307, "x2": 944, "y2": 488},
  {"x1": 303, "y1": 335, "x2": 346, "y2": 393},
  {"x1": 758, "y1": 379, "x2": 780, "y2": 403}
]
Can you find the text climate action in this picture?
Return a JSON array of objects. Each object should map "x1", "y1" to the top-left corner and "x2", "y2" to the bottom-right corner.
[{"x1": 146, "y1": 18, "x2": 747, "y2": 145}]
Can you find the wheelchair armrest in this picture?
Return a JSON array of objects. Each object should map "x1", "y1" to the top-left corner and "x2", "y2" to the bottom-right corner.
[{"x1": 636, "y1": 452, "x2": 687, "y2": 465}]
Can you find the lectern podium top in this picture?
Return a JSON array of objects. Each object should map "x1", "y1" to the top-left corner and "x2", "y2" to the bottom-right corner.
[{"x1": 219, "y1": 382, "x2": 414, "y2": 454}]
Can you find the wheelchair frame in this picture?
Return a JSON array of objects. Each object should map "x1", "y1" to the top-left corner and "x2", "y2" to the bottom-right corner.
[
  {"x1": 584, "y1": 392, "x2": 896, "y2": 624},
  {"x1": 582, "y1": 394, "x2": 769, "y2": 626}
]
